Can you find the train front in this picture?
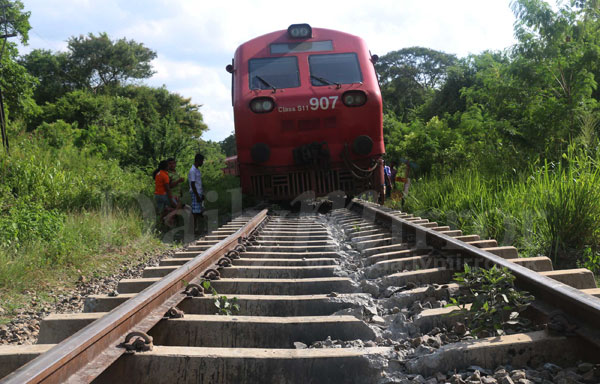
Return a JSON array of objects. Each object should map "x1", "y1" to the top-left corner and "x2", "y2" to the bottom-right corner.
[{"x1": 229, "y1": 24, "x2": 384, "y2": 201}]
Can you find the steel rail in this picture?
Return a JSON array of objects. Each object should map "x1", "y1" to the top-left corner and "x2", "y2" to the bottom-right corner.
[
  {"x1": 0, "y1": 209, "x2": 268, "y2": 384},
  {"x1": 351, "y1": 200, "x2": 600, "y2": 344}
]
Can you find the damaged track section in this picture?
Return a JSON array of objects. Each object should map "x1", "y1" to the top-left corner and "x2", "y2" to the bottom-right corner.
[{"x1": 0, "y1": 213, "x2": 392, "y2": 384}]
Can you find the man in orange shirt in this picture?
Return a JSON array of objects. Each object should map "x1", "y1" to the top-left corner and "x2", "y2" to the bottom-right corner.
[
  {"x1": 154, "y1": 158, "x2": 184, "y2": 215},
  {"x1": 154, "y1": 160, "x2": 172, "y2": 216}
]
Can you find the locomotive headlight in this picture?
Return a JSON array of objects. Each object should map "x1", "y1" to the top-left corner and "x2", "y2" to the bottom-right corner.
[
  {"x1": 250, "y1": 97, "x2": 275, "y2": 113},
  {"x1": 262, "y1": 100, "x2": 273, "y2": 110},
  {"x1": 287, "y1": 24, "x2": 312, "y2": 39},
  {"x1": 342, "y1": 91, "x2": 367, "y2": 107}
]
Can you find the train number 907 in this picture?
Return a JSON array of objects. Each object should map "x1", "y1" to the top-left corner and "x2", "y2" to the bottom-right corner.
[{"x1": 309, "y1": 96, "x2": 338, "y2": 111}]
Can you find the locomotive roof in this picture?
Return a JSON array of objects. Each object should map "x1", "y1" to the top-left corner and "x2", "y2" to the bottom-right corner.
[{"x1": 235, "y1": 27, "x2": 367, "y2": 56}]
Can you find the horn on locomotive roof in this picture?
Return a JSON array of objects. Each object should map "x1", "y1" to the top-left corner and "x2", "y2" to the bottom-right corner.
[{"x1": 287, "y1": 24, "x2": 312, "y2": 39}]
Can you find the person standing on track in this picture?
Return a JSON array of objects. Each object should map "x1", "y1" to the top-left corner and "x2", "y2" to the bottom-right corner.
[{"x1": 188, "y1": 154, "x2": 205, "y2": 235}]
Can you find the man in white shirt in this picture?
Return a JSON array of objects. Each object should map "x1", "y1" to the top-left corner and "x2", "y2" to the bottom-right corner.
[{"x1": 189, "y1": 154, "x2": 204, "y2": 235}]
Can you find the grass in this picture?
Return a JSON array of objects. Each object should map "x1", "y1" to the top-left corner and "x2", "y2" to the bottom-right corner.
[
  {"x1": 389, "y1": 145, "x2": 600, "y2": 272},
  {"x1": 0, "y1": 208, "x2": 171, "y2": 321},
  {"x1": 0, "y1": 134, "x2": 170, "y2": 320},
  {"x1": 0, "y1": 133, "x2": 244, "y2": 322}
]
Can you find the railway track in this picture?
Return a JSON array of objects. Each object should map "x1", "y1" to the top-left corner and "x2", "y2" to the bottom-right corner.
[{"x1": 1, "y1": 200, "x2": 599, "y2": 383}]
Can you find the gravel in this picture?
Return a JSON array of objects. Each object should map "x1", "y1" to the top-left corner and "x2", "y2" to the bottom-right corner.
[
  {"x1": 379, "y1": 363, "x2": 600, "y2": 384},
  {"x1": 317, "y1": 209, "x2": 600, "y2": 384}
]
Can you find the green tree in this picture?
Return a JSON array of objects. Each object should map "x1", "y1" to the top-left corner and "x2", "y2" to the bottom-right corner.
[
  {"x1": 1, "y1": 53, "x2": 39, "y2": 119},
  {"x1": 376, "y1": 47, "x2": 457, "y2": 121},
  {"x1": 41, "y1": 90, "x2": 137, "y2": 159},
  {"x1": 0, "y1": 0, "x2": 37, "y2": 120},
  {"x1": 509, "y1": 0, "x2": 600, "y2": 155},
  {"x1": 21, "y1": 33, "x2": 157, "y2": 103},
  {"x1": 66, "y1": 32, "x2": 157, "y2": 92},
  {"x1": 117, "y1": 85, "x2": 207, "y2": 167},
  {"x1": 19, "y1": 49, "x2": 72, "y2": 104},
  {"x1": 36, "y1": 85, "x2": 208, "y2": 168},
  {"x1": 0, "y1": 0, "x2": 30, "y2": 44},
  {"x1": 219, "y1": 133, "x2": 237, "y2": 157},
  {"x1": 420, "y1": 58, "x2": 477, "y2": 121},
  {"x1": 21, "y1": 32, "x2": 207, "y2": 168}
]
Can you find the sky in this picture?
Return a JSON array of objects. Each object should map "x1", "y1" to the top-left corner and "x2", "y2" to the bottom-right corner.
[{"x1": 20, "y1": 0, "x2": 521, "y2": 141}]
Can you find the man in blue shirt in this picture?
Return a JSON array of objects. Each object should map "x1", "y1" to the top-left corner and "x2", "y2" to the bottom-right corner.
[
  {"x1": 384, "y1": 162, "x2": 392, "y2": 198},
  {"x1": 189, "y1": 154, "x2": 205, "y2": 235}
]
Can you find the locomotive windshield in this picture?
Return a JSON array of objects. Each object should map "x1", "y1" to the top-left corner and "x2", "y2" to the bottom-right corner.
[
  {"x1": 249, "y1": 57, "x2": 300, "y2": 90},
  {"x1": 309, "y1": 53, "x2": 362, "y2": 86}
]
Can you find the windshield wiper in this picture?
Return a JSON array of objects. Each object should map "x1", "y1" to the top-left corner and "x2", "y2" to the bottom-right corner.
[
  {"x1": 255, "y1": 75, "x2": 277, "y2": 92},
  {"x1": 311, "y1": 75, "x2": 341, "y2": 88}
]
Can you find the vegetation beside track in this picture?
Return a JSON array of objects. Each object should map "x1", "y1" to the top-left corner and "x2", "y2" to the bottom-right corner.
[
  {"x1": 0, "y1": 209, "x2": 170, "y2": 323},
  {"x1": 0, "y1": 131, "x2": 239, "y2": 320},
  {"x1": 0, "y1": 136, "x2": 169, "y2": 321},
  {"x1": 0, "y1": 2, "x2": 240, "y2": 319},
  {"x1": 380, "y1": 1, "x2": 600, "y2": 275},
  {"x1": 392, "y1": 146, "x2": 600, "y2": 275}
]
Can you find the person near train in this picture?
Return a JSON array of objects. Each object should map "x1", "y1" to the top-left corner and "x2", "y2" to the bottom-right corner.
[
  {"x1": 154, "y1": 158, "x2": 185, "y2": 219},
  {"x1": 384, "y1": 161, "x2": 393, "y2": 198},
  {"x1": 188, "y1": 153, "x2": 205, "y2": 235},
  {"x1": 153, "y1": 160, "x2": 173, "y2": 217}
]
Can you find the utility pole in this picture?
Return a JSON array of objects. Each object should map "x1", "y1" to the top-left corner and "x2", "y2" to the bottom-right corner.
[{"x1": 0, "y1": 2, "x2": 16, "y2": 155}]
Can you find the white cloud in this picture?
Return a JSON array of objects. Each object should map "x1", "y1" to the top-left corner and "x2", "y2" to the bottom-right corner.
[
  {"x1": 201, "y1": 108, "x2": 235, "y2": 142},
  {"x1": 148, "y1": 56, "x2": 233, "y2": 141}
]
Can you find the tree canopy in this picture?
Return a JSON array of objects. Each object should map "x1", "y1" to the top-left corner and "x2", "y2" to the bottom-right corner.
[
  {"x1": 0, "y1": 0, "x2": 36, "y2": 119},
  {"x1": 8, "y1": 30, "x2": 207, "y2": 169},
  {"x1": 376, "y1": 0, "x2": 600, "y2": 174},
  {"x1": 21, "y1": 32, "x2": 157, "y2": 103},
  {"x1": 0, "y1": 0, "x2": 30, "y2": 45},
  {"x1": 375, "y1": 47, "x2": 457, "y2": 121},
  {"x1": 66, "y1": 33, "x2": 157, "y2": 92},
  {"x1": 219, "y1": 133, "x2": 237, "y2": 157}
]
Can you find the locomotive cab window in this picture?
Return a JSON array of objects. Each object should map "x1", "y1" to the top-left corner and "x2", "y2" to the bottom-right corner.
[
  {"x1": 309, "y1": 53, "x2": 362, "y2": 86},
  {"x1": 249, "y1": 57, "x2": 300, "y2": 90}
]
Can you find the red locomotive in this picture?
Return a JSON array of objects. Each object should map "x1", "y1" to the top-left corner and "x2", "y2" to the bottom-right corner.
[{"x1": 226, "y1": 23, "x2": 385, "y2": 202}]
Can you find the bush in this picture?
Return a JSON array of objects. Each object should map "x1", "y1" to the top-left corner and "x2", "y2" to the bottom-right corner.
[
  {"x1": 448, "y1": 264, "x2": 534, "y2": 337},
  {"x1": 530, "y1": 150, "x2": 600, "y2": 264},
  {"x1": 37, "y1": 120, "x2": 76, "y2": 148},
  {"x1": 0, "y1": 201, "x2": 64, "y2": 248},
  {"x1": 0, "y1": 208, "x2": 165, "y2": 307},
  {"x1": 0, "y1": 133, "x2": 151, "y2": 212},
  {"x1": 399, "y1": 145, "x2": 600, "y2": 269}
]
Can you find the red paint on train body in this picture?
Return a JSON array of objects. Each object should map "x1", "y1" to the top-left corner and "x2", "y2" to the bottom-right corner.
[{"x1": 228, "y1": 24, "x2": 384, "y2": 201}]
